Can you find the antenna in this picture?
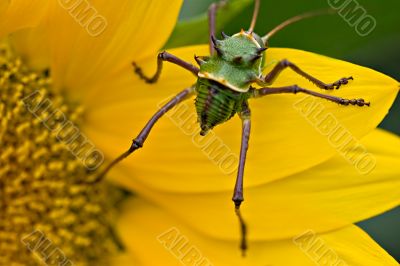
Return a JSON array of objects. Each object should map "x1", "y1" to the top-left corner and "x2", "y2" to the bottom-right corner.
[
  {"x1": 248, "y1": 0, "x2": 260, "y2": 33},
  {"x1": 262, "y1": 9, "x2": 336, "y2": 43}
]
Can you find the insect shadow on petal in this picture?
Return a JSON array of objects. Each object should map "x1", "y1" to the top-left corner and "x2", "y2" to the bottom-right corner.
[{"x1": 89, "y1": 0, "x2": 370, "y2": 256}]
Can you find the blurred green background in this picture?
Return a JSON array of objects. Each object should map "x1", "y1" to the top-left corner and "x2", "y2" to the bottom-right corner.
[{"x1": 169, "y1": 0, "x2": 400, "y2": 262}]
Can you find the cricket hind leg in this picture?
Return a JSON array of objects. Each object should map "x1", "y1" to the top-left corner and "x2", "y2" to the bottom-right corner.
[
  {"x1": 208, "y1": 0, "x2": 228, "y2": 55},
  {"x1": 87, "y1": 86, "x2": 197, "y2": 184},
  {"x1": 252, "y1": 85, "x2": 370, "y2": 106},
  {"x1": 232, "y1": 102, "x2": 251, "y2": 256},
  {"x1": 132, "y1": 51, "x2": 199, "y2": 84},
  {"x1": 263, "y1": 59, "x2": 354, "y2": 90}
]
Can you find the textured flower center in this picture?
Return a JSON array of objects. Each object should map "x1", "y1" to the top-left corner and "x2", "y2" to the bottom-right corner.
[{"x1": 0, "y1": 43, "x2": 121, "y2": 265}]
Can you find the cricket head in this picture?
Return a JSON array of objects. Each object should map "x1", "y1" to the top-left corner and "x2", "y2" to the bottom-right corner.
[{"x1": 211, "y1": 30, "x2": 267, "y2": 69}]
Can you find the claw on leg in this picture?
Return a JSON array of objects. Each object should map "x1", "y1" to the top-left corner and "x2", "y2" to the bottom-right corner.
[{"x1": 325, "y1": 76, "x2": 354, "y2": 90}]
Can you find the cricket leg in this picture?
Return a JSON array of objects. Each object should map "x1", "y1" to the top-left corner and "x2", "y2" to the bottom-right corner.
[
  {"x1": 208, "y1": 0, "x2": 228, "y2": 55},
  {"x1": 262, "y1": 59, "x2": 354, "y2": 90},
  {"x1": 132, "y1": 51, "x2": 199, "y2": 84},
  {"x1": 232, "y1": 102, "x2": 251, "y2": 256},
  {"x1": 252, "y1": 85, "x2": 370, "y2": 106},
  {"x1": 88, "y1": 86, "x2": 197, "y2": 183}
]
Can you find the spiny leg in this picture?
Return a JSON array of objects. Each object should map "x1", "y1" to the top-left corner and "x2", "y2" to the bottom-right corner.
[
  {"x1": 263, "y1": 59, "x2": 354, "y2": 90},
  {"x1": 252, "y1": 85, "x2": 370, "y2": 106},
  {"x1": 132, "y1": 51, "x2": 199, "y2": 84},
  {"x1": 232, "y1": 102, "x2": 251, "y2": 256},
  {"x1": 208, "y1": 0, "x2": 228, "y2": 55},
  {"x1": 88, "y1": 86, "x2": 197, "y2": 183}
]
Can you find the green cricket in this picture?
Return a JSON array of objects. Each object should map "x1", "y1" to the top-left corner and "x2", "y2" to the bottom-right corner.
[{"x1": 93, "y1": 0, "x2": 370, "y2": 255}]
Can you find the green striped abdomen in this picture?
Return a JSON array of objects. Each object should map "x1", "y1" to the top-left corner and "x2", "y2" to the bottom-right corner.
[{"x1": 195, "y1": 78, "x2": 247, "y2": 136}]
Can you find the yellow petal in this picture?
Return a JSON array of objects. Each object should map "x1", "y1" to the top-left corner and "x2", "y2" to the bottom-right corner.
[
  {"x1": 0, "y1": 1, "x2": 7, "y2": 15},
  {"x1": 321, "y1": 226, "x2": 398, "y2": 266},
  {"x1": 117, "y1": 198, "x2": 398, "y2": 266},
  {"x1": 0, "y1": 0, "x2": 49, "y2": 37},
  {"x1": 111, "y1": 253, "x2": 140, "y2": 266},
  {"x1": 10, "y1": 27, "x2": 51, "y2": 70},
  {"x1": 109, "y1": 129, "x2": 400, "y2": 241},
  {"x1": 43, "y1": 0, "x2": 182, "y2": 100},
  {"x1": 85, "y1": 45, "x2": 399, "y2": 193}
]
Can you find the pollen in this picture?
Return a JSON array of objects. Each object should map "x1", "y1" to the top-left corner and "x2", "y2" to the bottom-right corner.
[{"x1": 0, "y1": 43, "x2": 121, "y2": 265}]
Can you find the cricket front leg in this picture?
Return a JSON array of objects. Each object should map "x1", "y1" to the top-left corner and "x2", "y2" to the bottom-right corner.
[
  {"x1": 88, "y1": 86, "x2": 197, "y2": 184},
  {"x1": 132, "y1": 51, "x2": 199, "y2": 84},
  {"x1": 232, "y1": 102, "x2": 251, "y2": 256},
  {"x1": 262, "y1": 59, "x2": 354, "y2": 90}
]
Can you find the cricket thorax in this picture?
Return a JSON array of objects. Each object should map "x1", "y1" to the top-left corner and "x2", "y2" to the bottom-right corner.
[
  {"x1": 195, "y1": 78, "x2": 249, "y2": 136},
  {"x1": 195, "y1": 30, "x2": 267, "y2": 93}
]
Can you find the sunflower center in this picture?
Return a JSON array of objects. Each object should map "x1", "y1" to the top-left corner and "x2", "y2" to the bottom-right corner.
[{"x1": 0, "y1": 43, "x2": 121, "y2": 265}]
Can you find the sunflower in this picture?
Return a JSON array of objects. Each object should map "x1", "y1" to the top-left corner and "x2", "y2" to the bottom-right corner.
[{"x1": 0, "y1": 0, "x2": 399, "y2": 265}]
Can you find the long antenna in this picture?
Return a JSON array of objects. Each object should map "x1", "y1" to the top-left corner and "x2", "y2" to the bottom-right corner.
[
  {"x1": 262, "y1": 9, "x2": 336, "y2": 42},
  {"x1": 248, "y1": 0, "x2": 260, "y2": 33}
]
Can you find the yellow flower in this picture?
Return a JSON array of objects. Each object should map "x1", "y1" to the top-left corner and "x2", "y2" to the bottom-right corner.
[
  {"x1": 1, "y1": 0, "x2": 182, "y2": 265},
  {"x1": 1, "y1": 0, "x2": 399, "y2": 266}
]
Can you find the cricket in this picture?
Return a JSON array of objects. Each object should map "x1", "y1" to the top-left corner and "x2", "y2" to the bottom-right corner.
[{"x1": 92, "y1": 0, "x2": 370, "y2": 255}]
